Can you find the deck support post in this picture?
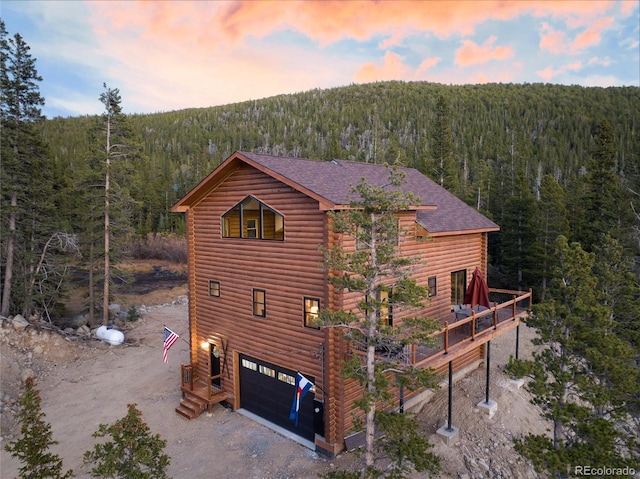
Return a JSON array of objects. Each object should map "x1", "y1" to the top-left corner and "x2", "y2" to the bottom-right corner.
[
  {"x1": 447, "y1": 360, "x2": 453, "y2": 430},
  {"x1": 477, "y1": 340, "x2": 497, "y2": 417},
  {"x1": 485, "y1": 340, "x2": 490, "y2": 404},
  {"x1": 436, "y1": 360, "x2": 459, "y2": 445},
  {"x1": 509, "y1": 325, "x2": 525, "y2": 389}
]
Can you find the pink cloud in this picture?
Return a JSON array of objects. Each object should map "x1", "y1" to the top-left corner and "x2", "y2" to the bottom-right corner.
[
  {"x1": 455, "y1": 36, "x2": 514, "y2": 66},
  {"x1": 536, "y1": 60, "x2": 583, "y2": 81},
  {"x1": 588, "y1": 56, "x2": 612, "y2": 67},
  {"x1": 354, "y1": 51, "x2": 411, "y2": 82},
  {"x1": 570, "y1": 17, "x2": 614, "y2": 51},
  {"x1": 620, "y1": 0, "x2": 638, "y2": 15},
  {"x1": 415, "y1": 57, "x2": 442, "y2": 77},
  {"x1": 88, "y1": 1, "x2": 620, "y2": 49},
  {"x1": 539, "y1": 14, "x2": 615, "y2": 55},
  {"x1": 539, "y1": 22, "x2": 566, "y2": 54}
]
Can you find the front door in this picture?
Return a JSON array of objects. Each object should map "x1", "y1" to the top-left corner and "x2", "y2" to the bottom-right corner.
[{"x1": 210, "y1": 344, "x2": 221, "y2": 388}]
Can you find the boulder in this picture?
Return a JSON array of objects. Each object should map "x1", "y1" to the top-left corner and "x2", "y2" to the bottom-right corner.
[
  {"x1": 12, "y1": 315, "x2": 29, "y2": 332},
  {"x1": 66, "y1": 314, "x2": 88, "y2": 329},
  {"x1": 77, "y1": 325, "x2": 91, "y2": 336}
]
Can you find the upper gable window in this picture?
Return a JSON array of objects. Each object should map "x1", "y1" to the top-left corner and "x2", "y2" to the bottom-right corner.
[{"x1": 222, "y1": 196, "x2": 284, "y2": 240}]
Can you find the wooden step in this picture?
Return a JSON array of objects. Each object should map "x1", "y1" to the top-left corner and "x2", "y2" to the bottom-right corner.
[
  {"x1": 175, "y1": 392, "x2": 208, "y2": 420},
  {"x1": 175, "y1": 388, "x2": 229, "y2": 420}
]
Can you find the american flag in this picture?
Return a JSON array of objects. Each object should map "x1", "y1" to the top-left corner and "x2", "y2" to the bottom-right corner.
[{"x1": 162, "y1": 327, "x2": 179, "y2": 363}]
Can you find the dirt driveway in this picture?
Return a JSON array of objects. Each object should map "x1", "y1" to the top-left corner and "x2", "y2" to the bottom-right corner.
[
  {"x1": 1, "y1": 297, "x2": 544, "y2": 479},
  {"x1": 1, "y1": 303, "x2": 355, "y2": 478}
]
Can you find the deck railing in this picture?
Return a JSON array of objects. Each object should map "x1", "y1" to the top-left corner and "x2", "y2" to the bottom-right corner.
[
  {"x1": 352, "y1": 288, "x2": 532, "y2": 368},
  {"x1": 180, "y1": 362, "x2": 224, "y2": 401}
]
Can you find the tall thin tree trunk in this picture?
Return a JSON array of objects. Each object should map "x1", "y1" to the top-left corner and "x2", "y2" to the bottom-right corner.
[
  {"x1": 103, "y1": 165, "x2": 110, "y2": 325},
  {"x1": 365, "y1": 210, "x2": 378, "y2": 468},
  {"x1": 102, "y1": 117, "x2": 111, "y2": 326},
  {"x1": 1, "y1": 191, "x2": 17, "y2": 317},
  {"x1": 365, "y1": 341, "x2": 376, "y2": 468},
  {"x1": 88, "y1": 242, "x2": 95, "y2": 325}
]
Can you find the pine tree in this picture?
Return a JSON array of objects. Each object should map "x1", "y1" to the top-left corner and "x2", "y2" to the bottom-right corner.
[
  {"x1": 80, "y1": 84, "x2": 138, "y2": 325},
  {"x1": 4, "y1": 377, "x2": 74, "y2": 479},
  {"x1": 575, "y1": 119, "x2": 621, "y2": 251},
  {"x1": 318, "y1": 167, "x2": 441, "y2": 478},
  {"x1": 428, "y1": 95, "x2": 458, "y2": 192},
  {"x1": 0, "y1": 22, "x2": 60, "y2": 318},
  {"x1": 505, "y1": 236, "x2": 638, "y2": 476},
  {"x1": 83, "y1": 404, "x2": 170, "y2": 479},
  {"x1": 495, "y1": 176, "x2": 537, "y2": 291},
  {"x1": 534, "y1": 175, "x2": 569, "y2": 300}
]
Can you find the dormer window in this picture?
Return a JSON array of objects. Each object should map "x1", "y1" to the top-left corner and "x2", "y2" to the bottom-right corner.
[{"x1": 222, "y1": 196, "x2": 284, "y2": 240}]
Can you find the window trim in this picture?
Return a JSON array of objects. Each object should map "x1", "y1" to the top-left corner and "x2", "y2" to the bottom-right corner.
[
  {"x1": 451, "y1": 269, "x2": 467, "y2": 306},
  {"x1": 208, "y1": 280, "x2": 221, "y2": 297},
  {"x1": 252, "y1": 288, "x2": 266, "y2": 317},
  {"x1": 304, "y1": 297, "x2": 321, "y2": 329},
  {"x1": 428, "y1": 276, "x2": 437, "y2": 298},
  {"x1": 222, "y1": 195, "x2": 284, "y2": 240}
]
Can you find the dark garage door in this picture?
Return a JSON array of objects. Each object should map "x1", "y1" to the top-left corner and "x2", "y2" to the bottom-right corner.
[{"x1": 239, "y1": 354, "x2": 315, "y2": 442}]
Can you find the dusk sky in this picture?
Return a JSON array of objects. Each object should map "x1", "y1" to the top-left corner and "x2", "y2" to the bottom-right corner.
[{"x1": 2, "y1": 0, "x2": 639, "y2": 118}]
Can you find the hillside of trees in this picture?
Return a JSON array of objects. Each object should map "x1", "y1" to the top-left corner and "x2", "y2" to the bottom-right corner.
[{"x1": 44, "y1": 82, "x2": 639, "y2": 269}]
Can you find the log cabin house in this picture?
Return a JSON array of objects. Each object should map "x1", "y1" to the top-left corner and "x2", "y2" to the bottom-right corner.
[{"x1": 171, "y1": 151, "x2": 531, "y2": 455}]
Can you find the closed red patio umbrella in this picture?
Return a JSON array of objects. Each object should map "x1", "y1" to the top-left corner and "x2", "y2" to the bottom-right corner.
[{"x1": 463, "y1": 267, "x2": 491, "y2": 309}]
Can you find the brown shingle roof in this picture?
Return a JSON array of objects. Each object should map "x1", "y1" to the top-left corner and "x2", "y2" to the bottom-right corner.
[
  {"x1": 173, "y1": 151, "x2": 499, "y2": 235},
  {"x1": 239, "y1": 152, "x2": 498, "y2": 234}
]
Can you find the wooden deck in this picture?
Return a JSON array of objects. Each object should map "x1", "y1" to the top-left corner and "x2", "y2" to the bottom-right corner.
[{"x1": 353, "y1": 288, "x2": 532, "y2": 370}]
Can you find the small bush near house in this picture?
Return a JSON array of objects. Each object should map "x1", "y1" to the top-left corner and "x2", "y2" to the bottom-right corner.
[
  {"x1": 83, "y1": 403, "x2": 170, "y2": 479},
  {"x1": 4, "y1": 377, "x2": 74, "y2": 479}
]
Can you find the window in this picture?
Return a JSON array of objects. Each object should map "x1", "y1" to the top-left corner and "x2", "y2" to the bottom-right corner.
[
  {"x1": 246, "y1": 219, "x2": 257, "y2": 238},
  {"x1": 222, "y1": 196, "x2": 284, "y2": 240},
  {"x1": 304, "y1": 297, "x2": 320, "y2": 328},
  {"x1": 278, "y1": 371, "x2": 296, "y2": 385},
  {"x1": 253, "y1": 289, "x2": 266, "y2": 317},
  {"x1": 378, "y1": 289, "x2": 393, "y2": 326},
  {"x1": 428, "y1": 276, "x2": 437, "y2": 297},
  {"x1": 451, "y1": 270, "x2": 467, "y2": 306},
  {"x1": 259, "y1": 365, "x2": 275, "y2": 378},
  {"x1": 242, "y1": 358, "x2": 257, "y2": 370},
  {"x1": 209, "y1": 280, "x2": 220, "y2": 297}
]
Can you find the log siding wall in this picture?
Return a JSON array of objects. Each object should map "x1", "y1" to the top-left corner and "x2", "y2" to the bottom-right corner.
[{"x1": 190, "y1": 165, "x2": 327, "y2": 410}]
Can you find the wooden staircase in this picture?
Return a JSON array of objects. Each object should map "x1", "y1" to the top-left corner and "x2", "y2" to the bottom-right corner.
[{"x1": 176, "y1": 364, "x2": 229, "y2": 420}]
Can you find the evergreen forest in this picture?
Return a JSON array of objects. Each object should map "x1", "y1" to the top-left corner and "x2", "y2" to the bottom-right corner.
[{"x1": 44, "y1": 82, "x2": 640, "y2": 281}]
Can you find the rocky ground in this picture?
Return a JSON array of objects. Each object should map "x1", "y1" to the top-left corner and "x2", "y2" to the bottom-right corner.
[{"x1": 1, "y1": 264, "x2": 547, "y2": 478}]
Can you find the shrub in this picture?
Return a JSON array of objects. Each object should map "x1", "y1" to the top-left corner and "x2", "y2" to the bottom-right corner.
[
  {"x1": 128, "y1": 233, "x2": 187, "y2": 263},
  {"x1": 83, "y1": 403, "x2": 170, "y2": 479},
  {"x1": 126, "y1": 305, "x2": 141, "y2": 322},
  {"x1": 4, "y1": 377, "x2": 74, "y2": 479}
]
